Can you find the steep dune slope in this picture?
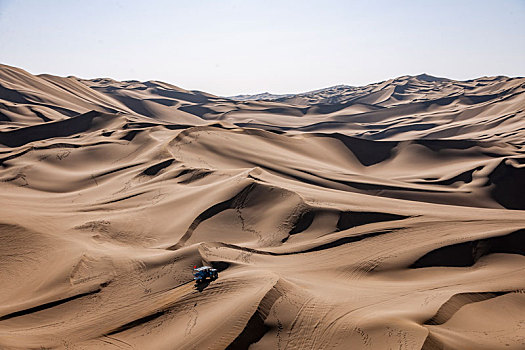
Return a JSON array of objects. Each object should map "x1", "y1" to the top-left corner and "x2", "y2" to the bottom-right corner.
[{"x1": 0, "y1": 65, "x2": 524, "y2": 349}]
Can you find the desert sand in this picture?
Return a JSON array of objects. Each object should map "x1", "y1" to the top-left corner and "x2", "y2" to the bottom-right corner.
[{"x1": 0, "y1": 63, "x2": 525, "y2": 349}]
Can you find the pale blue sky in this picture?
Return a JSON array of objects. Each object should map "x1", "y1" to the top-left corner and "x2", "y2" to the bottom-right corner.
[{"x1": 1, "y1": 0, "x2": 524, "y2": 95}]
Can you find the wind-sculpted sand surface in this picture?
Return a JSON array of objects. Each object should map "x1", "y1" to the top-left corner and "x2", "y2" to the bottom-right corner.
[{"x1": 1, "y1": 64, "x2": 525, "y2": 349}]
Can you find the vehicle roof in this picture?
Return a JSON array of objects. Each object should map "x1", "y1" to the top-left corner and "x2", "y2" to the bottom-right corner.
[{"x1": 194, "y1": 266, "x2": 213, "y2": 271}]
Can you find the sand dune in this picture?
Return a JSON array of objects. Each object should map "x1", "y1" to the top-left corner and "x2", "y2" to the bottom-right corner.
[{"x1": 1, "y1": 64, "x2": 524, "y2": 349}]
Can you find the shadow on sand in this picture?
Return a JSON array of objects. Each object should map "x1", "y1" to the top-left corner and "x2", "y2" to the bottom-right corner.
[{"x1": 194, "y1": 280, "x2": 211, "y2": 292}]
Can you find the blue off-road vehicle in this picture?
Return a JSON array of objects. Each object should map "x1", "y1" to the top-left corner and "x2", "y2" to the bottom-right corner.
[{"x1": 193, "y1": 266, "x2": 218, "y2": 283}]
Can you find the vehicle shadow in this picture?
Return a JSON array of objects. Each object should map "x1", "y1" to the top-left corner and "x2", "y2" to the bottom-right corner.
[{"x1": 194, "y1": 280, "x2": 211, "y2": 292}]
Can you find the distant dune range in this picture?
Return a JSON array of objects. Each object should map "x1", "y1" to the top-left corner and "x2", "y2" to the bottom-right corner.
[{"x1": 0, "y1": 64, "x2": 525, "y2": 349}]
